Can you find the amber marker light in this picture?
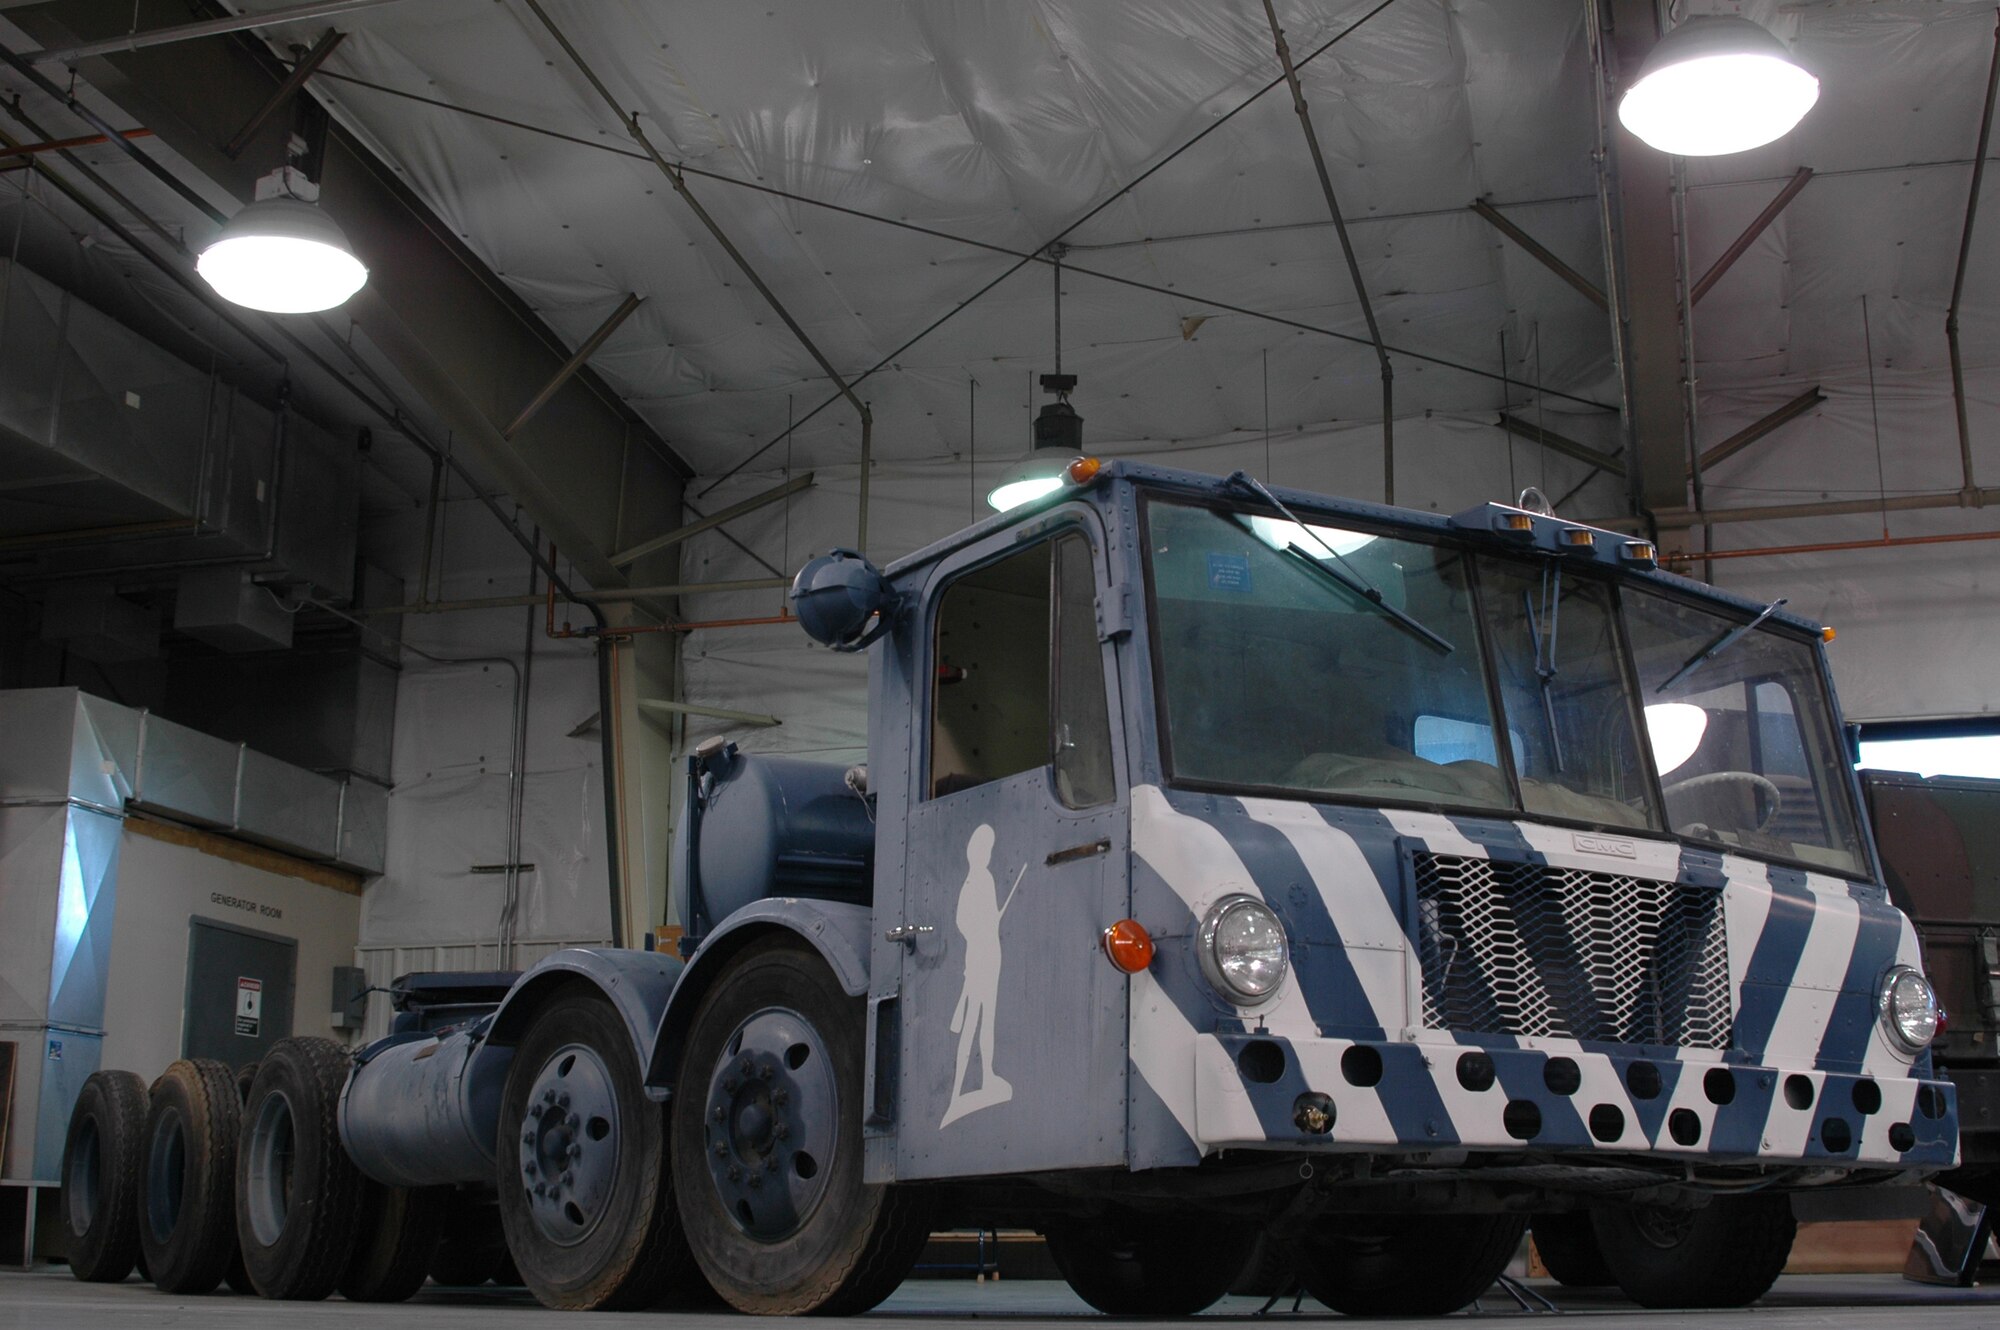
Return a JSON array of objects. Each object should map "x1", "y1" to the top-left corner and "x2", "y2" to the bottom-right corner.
[
  {"x1": 1067, "y1": 456, "x2": 1103, "y2": 486},
  {"x1": 1822, "y1": 626, "x2": 1837, "y2": 643},
  {"x1": 1101, "y1": 918, "x2": 1155, "y2": 973}
]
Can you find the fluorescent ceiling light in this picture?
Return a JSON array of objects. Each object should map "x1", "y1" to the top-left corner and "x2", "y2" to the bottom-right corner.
[
  {"x1": 987, "y1": 448, "x2": 1076, "y2": 512},
  {"x1": 197, "y1": 197, "x2": 368, "y2": 313},
  {"x1": 1618, "y1": 16, "x2": 1819, "y2": 157},
  {"x1": 1645, "y1": 702, "x2": 1710, "y2": 776}
]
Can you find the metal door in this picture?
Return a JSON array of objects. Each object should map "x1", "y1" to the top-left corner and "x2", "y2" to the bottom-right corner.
[
  {"x1": 893, "y1": 517, "x2": 1129, "y2": 1179},
  {"x1": 184, "y1": 918, "x2": 296, "y2": 1066}
]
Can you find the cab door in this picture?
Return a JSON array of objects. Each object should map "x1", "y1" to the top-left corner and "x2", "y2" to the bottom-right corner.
[{"x1": 891, "y1": 515, "x2": 1129, "y2": 1179}]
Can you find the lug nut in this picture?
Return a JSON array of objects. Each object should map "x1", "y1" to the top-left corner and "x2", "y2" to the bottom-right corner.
[
  {"x1": 523, "y1": 1130, "x2": 535, "y2": 1144},
  {"x1": 567, "y1": 1113, "x2": 581, "y2": 1130},
  {"x1": 727, "y1": 1165, "x2": 741, "y2": 1182},
  {"x1": 741, "y1": 1056, "x2": 756, "y2": 1075},
  {"x1": 561, "y1": 1171, "x2": 573, "y2": 1187},
  {"x1": 774, "y1": 1123, "x2": 789, "y2": 1140},
  {"x1": 748, "y1": 1173, "x2": 762, "y2": 1190},
  {"x1": 714, "y1": 1141, "x2": 728, "y2": 1158},
  {"x1": 557, "y1": 1091, "x2": 570, "y2": 1108},
  {"x1": 543, "y1": 1088, "x2": 557, "y2": 1104},
  {"x1": 570, "y1": 1143, "x2": 583, "y2": 1159},
  {"x1": 533, "y1": 1182, "x2": 547, "y2": 1197},
  {"x1": 713, "y1": 1105, "x2": 726, "y2": 1121},
  {"x1": 759, "y1": 1065, "x2": 773, "y2": 1081}
]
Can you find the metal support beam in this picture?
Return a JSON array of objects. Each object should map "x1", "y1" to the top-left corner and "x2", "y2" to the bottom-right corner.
[
  {"x1": 222, "y1": 28, "x2": 346, "y2": 160},
  {"x1": 1470, "y1": 198, "x2": 1609, "y2": 310},
  {"x1": 613, "y1": 473, "x2": 813, "y2": 568},
  {"x1": 1262, "y1": 0, "x2": 1395, "y2": 503},
  {"x1": 371, "y1": 577, "x2": 790, "y2": 617},
  {"x1": 1594, "y1": 0, "x2": 1694, "y2": 523},
  {"x1": 1692, "y1": 388, "x2": 1825, "y2": 475},
  {"x1": 522, "y1": 0, "x2": 877, "y2": 545},
  {"x1": 1689, "y1": 167, "x2": 1813, "y2": 305},
  {"x1": 0, "y1": 128, "x2": 151, "y2": 159},
  {"x1": 504, "y1": 292, "x2": 644, "y2": 439},
  {"x1": 27, "y1": 0, "x2": 404, "y2": 65},
  {"x1": 1496, "y1": 414, "x2": 1626, "y2": 475},
  {"x1": 1616, "y1": 486, "x2": 2000, "y2": 531},
  {"x1": 639, "y1": 698, "x2": 781, "y2": 729},
  {"x1": 1947, "y1": 12, "x2": 2000, "y2": 499}
]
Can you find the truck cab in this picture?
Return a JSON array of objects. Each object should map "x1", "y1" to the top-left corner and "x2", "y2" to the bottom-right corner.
[{"x1": 313, "y1": 461, "x2": 1958, "y2": 1317}]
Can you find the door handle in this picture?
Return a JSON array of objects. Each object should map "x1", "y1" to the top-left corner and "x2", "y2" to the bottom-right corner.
[{"x1": 884, "y1": 924, "x2": 934, "y2": 949}]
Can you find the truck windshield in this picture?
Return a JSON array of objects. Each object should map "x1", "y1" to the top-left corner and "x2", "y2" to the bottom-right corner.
[
  {"x1": 1625, "y1": 587, "x2": 1866, "y2": 875},
  {"x1": 1145, "y1": 495, "x2": 1866, "y2": 875}
]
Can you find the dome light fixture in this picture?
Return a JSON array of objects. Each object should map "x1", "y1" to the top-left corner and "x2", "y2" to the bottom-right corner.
[
  {"x1": 197, "y1": 169, "x2": 367, "y2": 314},
  {"x1": 1618, "y1": 15, "x2": 1819, "y2": 157}
]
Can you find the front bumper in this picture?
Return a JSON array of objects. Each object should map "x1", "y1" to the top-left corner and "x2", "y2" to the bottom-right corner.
[{"x1": 1195, "y1": 1033, "x2": 1958, "y2": 1168}]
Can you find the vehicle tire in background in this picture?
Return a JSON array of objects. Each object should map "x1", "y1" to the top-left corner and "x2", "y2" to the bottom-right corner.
[
  {"x1": 496, "y1": 990, "x2": 706, "y2": 1310},
  {"x1": 1531, "y1": 1211, "x2": 1613, "y2": 1286},
  {"x1": 222, "y1": 1062, "x2": 258, "y2": 1293},
  {"x1": 339, "y1": 1182, "x2": 446, "y2": 1302},
  {"x1": 1590, "y1": 1195, "x2": 1795, "y2": 1309},
  {"x1": 59, "y1": 1069, "x2": 149, "y2": 1283},
  {"x1": 1296, "y1": 1212, "x2": 1526, "y2": 1316},
  {"x1": 1044, "y1": 1217, "x2": 1254, "y2": 1315},
  {"x1": 137, "y1": 1059, "x2": 241, "y2": 1294},
  {"x1": 671, "y1": 940, "x2": 932, "y2": 1315},
  {"x1": 235, "y1": 1037, "x2": 365, "y2": 1300}
]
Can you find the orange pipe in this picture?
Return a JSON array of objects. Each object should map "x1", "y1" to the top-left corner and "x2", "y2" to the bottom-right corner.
[
  {"x1": 0, "y1": 128, "x2": 152, "y2": 160},
  {"x1": 1668, "y1": 528, "x2": 2000, "y2": 565}
]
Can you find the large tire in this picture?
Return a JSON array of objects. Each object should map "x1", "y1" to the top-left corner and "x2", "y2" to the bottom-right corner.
[
  {"x1": 671, "y1": 940, "x2": 933, "y2": 1315},
  {"x1": 495, "y1": 989, "x2": 706, "y2": 1310},
  {"x1": 1531, "y1": 1211, "x2": 1613, "y2": 1287},
  {"x1": 60, "y1": 1070, "x2": 149, "y2": 1283},
  {"x1": 137, "y1": 1059, "x2": 242, "y2": 1294},
  {"x1": 235, "y1": 1037, "x2": 365, "y2": 1300},
  {"x1": 339, "y1": 1182, "x2": 446, "y2": 1302},
  {"x1": 1297, "y1": 1213, "x2": 1527, "y2": 1316},
  {"x1": 1591, "y1": 1194, "x2": 1795, "y2": 1309},
  {"x1": 1045, "y1": 1216, "x2": 1254, "y2": 1315}
]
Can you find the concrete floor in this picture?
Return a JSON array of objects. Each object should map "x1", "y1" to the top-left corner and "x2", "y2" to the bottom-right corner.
[{"x1": 0, "y1": 1270, "x2": 1996, "y2": 1327}]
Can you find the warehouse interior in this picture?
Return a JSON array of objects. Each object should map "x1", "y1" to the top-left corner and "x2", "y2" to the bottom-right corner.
[{"x1": 1, "y1": 0, "x2": 1997, "y2": 1316}]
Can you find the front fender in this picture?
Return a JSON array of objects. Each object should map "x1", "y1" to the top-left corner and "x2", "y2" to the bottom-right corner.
[
  {"x1": 644, "y1": 898, "x2": 873, "y2": 1091},
  {"x1": 487, "y1": 946, "x2": 685, "y2": 1057}
]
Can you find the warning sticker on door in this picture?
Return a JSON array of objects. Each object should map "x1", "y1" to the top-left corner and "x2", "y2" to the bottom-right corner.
[{"x1": 236, "y1": 977, "x2": 263, "y2": 1037}]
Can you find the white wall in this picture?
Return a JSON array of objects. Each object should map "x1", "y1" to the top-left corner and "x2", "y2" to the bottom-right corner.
[{"x1": 101, "y1": 828, "x2": 361, "y2": 1079}]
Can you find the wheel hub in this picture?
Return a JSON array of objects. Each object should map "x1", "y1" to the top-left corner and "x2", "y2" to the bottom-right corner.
[
  {"x1": 702, "y1": 1007, "x2": 835, "y2": 1241},
  {"x1": 515, "y1": 1044, "x2": 621, "y2": 1246},
  {"x1": 1631, "y1": 1205, "x2": 1698, "y2": 1249}
]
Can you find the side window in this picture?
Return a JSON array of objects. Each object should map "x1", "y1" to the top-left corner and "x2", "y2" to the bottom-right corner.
[{"x1": 927, "y1": 531, "x2": 1114, "y2": 805}]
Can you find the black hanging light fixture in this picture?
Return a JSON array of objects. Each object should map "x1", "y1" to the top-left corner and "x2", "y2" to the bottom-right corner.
[{"x1": 988, "y1": 245, "x2": 1086, "y2": 511}]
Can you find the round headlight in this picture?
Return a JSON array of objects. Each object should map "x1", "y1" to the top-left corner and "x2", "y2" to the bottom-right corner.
[
  {"x1": 1879, "y1": 966, "x2": 1940, "y2": 1055},
  {"x1": 1198, "y1": 896, "x2": 1289, "y2": 1004}
]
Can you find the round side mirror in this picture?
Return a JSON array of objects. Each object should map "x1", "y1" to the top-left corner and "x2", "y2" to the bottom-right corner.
[{"x1": 790, "y1": 549, "x2": 898, "y2": 652}]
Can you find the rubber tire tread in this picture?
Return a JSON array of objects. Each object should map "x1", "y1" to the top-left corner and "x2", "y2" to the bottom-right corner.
[
  {"x1": 60, "y1": 1070, "x2": 148, "y2": 1283},
  {"x1": 235, "y1": 1037, "x2": 365, "y2": 1300},
  {"x1": 494, "y1": 990, "x2": 706, "y2": 1311},
  {"x1": 1590, "y1": 1195, "x2": 1796, "y2": 1309},
  {"x1": 137, "y1": 1059, "x2": 241, "y2": 1294},
  {"x1": 1297, "y1": 1213, "x2": 1527, "y2": 1316},
  {"x1": 670, "y1": 938, "x2": 932, "y2": 1316},
  {"x1": 338, "y1": 1183, "x2": 446, "y2": 1302},
  {"x1": 1531, "y1": 1211, "x2": 1613, "y2": 1287},
  {"x1": 1044, "y1": 1218, "x2": 1254, "y2": 1316}
]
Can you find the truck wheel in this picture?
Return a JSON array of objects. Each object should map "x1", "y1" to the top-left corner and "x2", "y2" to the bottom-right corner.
[
  {"x1": 60, "y1": 1069, "x2": 148, "y2": 1283},
  {"x1": 1590, "y1": 1195, "x2": 1795, "y2": 1308},
  {"x1": 223, "y1": 1062, "x2": 258, "y2": 1293},
  {"x1": 1045, "y1": 1217, "x2": 1254, "y2": 1315},
  {"x1": 1531, "y1": 1211, "x2": 1613, "y2": 1286},
  {"x1": 137, "y1": 1059, "x2": 241, "y2": 1294},
  {"x1": 495, "y1": 989, "x2": 706, "y2": 1310},
  {"x1": 1297, "y1": 1213, "x2": 1526, "y2": 1316},
  {"x1": 236, "y1": 1037, "x2": 365, "y2": 1299},
  {"x1": 339, "y1": 1182, "x2": 446, "y2": 1302},
  {"x1": 670, "y1": 940, "x2": 933, "y2": 1315}
]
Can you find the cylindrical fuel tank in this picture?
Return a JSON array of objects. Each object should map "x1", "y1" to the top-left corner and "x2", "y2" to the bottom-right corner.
[
  {"x1": 693, "y1": 751, "x2": 874, "y2": 924},
  {"x1": 338, "y1": 1024, "x2": 513, "y2": 1188}
]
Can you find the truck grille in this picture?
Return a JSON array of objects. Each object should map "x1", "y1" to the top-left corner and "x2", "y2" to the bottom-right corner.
[{"x1": 1414, "y1": 853, "x2": 1733, "y2": 1050}]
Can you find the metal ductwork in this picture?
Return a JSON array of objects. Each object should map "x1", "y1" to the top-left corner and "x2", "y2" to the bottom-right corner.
[{"x1": 0, "y1": 257, "x2": 359, "y2": 605}]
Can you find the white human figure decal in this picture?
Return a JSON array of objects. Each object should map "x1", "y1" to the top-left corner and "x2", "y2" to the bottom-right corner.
[{"x1": 940, "y1": 823, "x2": 1026, "y2": 1128}]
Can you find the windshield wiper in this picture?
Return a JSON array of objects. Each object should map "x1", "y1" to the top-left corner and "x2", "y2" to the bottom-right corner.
[
  {"x1": 1657, "y1": 596, "x2": 1788, "y2": 694},
  {"x1": 1521, "y1": 563, "x2": 1566, "y2": 773},
  {"x1": 1222, "y1": 472, "x2": 1453, "y2": 655}
]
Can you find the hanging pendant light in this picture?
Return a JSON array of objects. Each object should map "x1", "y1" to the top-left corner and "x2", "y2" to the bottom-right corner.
[
  {"x1": 1618, "y1": 15, "x2": 1819, "y2": 157},
  {"x1": 989, "y1": 246, "x2": 1085, "y2": 512},
  {"x1": 197, "y1": 168, "x2": 367, "y2": 313}
]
